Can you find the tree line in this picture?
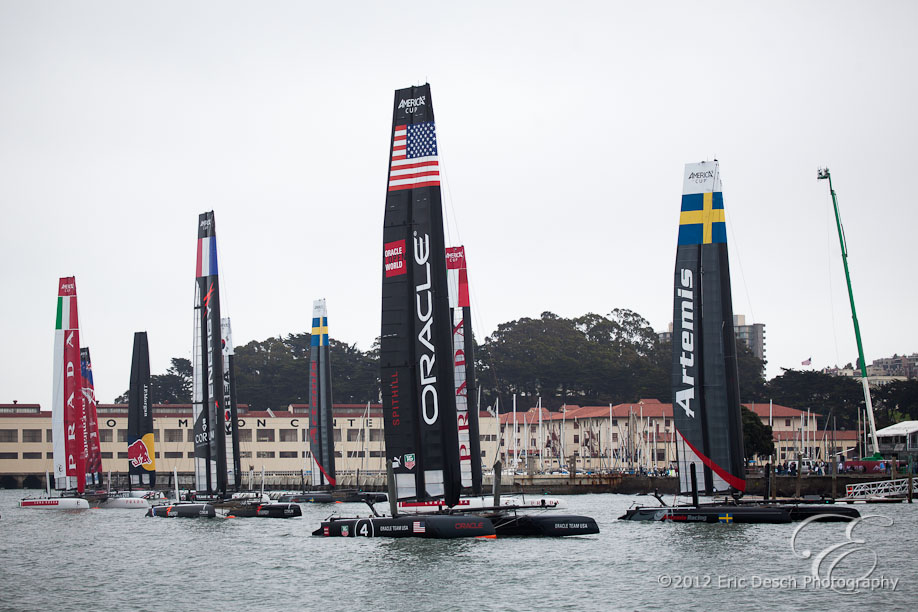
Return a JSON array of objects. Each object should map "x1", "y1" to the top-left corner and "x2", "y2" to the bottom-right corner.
[{"x1": 117, "y1": 309, "x2": 918, "y2": 438}]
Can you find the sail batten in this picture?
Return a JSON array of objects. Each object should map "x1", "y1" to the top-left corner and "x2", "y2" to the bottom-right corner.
[
  {"x1": 671, "y1": 161, "x2": 745, "y2": 495},
  {"x1": 381, "y1": 84, "x2": 461, "y2": 506}
]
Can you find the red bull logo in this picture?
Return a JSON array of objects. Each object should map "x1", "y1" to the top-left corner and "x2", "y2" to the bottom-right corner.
[{"x1": 128, "y1": 438, "x2": 153, "y2": 468}]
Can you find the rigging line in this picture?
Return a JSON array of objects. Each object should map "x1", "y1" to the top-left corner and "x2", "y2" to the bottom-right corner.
[{"x1": 721, "y1": 167, "x2": 756, "y2": 326}]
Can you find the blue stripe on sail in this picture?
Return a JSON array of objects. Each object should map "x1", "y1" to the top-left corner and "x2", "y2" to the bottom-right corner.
[
  {"x1": 681, "y1": 193, "x2": 703, "y2": 211},
  {"x1": 711, "y1": 223, "x2": 727, "y2": 244},
  {"x1": 678, "y1": 224, "x2": 703, "y2": 245},
  {"x1": 711, "y1": 191, "x2": 724, "y2": 209}
]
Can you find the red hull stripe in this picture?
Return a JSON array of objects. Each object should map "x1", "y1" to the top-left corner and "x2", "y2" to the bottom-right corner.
[{"x1": 678, "y1": 430, "x2": 746, "y2": 491}]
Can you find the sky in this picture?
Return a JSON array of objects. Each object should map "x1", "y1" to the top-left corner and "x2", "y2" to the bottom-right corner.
[{"x1": 1, "y1": 1, "x2": 916, "y2": 410}]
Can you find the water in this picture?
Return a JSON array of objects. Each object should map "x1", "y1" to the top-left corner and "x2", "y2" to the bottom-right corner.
[{"x1": 1, "y1": 490, "x2": 915, "y2": 611}]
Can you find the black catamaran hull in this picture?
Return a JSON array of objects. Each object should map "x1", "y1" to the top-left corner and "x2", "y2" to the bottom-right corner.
[
  {"x1": 278, "y1": 491, "x2": 387, "y2": 504},
  {"x1": 314, "y1": 515, "x2": 495, "y2": 539},
  {"x1": 224, "y1": 502, "x2": 302, "y2": 518},
  {"x1": 147, "y1": 503, "x2": 216, "y2": 518},
  {"x1": 490, "y1": 514, "x2": 599, "y2": 536},
  {"x1": 620, "y1": 504, "x2": 860, "y2": 523}
]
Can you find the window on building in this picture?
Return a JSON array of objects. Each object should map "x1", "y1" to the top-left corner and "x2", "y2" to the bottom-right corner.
[
  {"x1": 573, "y1": 435, "x2": 579, "y2": 443},
  {"x1": 257, "y1": 429, "x2": 275, "y2": 442},
  {"x1": 187, "y1": 452, "x2": 195, "y2": 458},
  {"x1": 256, "y1": 451, "x2": 275, "y2": 459},
  {"x1": 279, "y1": 451, "x2": 298, "y2": 458},
  {"x1": 304, "y1": 450, "x2": 311, "y2": 458},
  {"x1": 481, "y1": 450, "x2": 487, "y2": 457},
  {"x1": 46, "y1": 429, "x2": 53, "y2": 442},
  {"x1": 0, "y1": 452, "x2": 18, "y2": 459},
  {"x1": 165, "y1": 452, "x2": 183, "y2": 459},
  {"x1": 347, "y1": 429, "x2": 361, "y2": 442},
  {"x1": 333, "y1": 451, "x2": 342, "y2": 458},
  {"x1": 370, "y1": 450, "x2": 385, "y2": 458},
  {"x1": 574, "y1": 422, "x2": 579, "y2": 430},
  {"x1": 612, "y1": 433, "x2": 618, "y2": 442},
  {"x1": 238, "y1": 429, "x2": 252, "y2": 442},
  {"x1": 117, "y1": 429, "x2": 128, "y2": 443},
  {"x1": 46, "y1": 452, "x2": 54, "y2": 458},
  {"x1": 101, "y1": 452, "x2": 113, "y2": 459},
  {"x1": 665, "y1": 419, "x2": 671, "y2": 428},
  {"x1": 117, "y1": 452, "x2": 128, "y2": 458},
  {"x1": 785, "y1": 419, "x2": 791, "y2": 427},
  {"x1": 240, "y1": 451, "x2": 252, "y2": 458},
  {"x1": 22, "y1": 429, "x2": 41, "y2": 443},
  {"x1": 165, "y1": 429, "x2": 183, "y2": 443},
  {"x1": 501, "y1": 439, "x2": 505, "y2": 446},
  {"x1": 99, "y1": 430, "x2": 112, "y2": 443},
  {"x1": 333, "y1": 429, "x2": 341, "y2": 442},
  {"x1": 347, "y1": 450, "x2": 365, "y2": 458},
  {"x1": 0, "y1": 430, "x2": 18, "y2": 443},
  {"x1": 279, "y1": 429, "x2": 298, "y2": 442},
  {"x1": 531, "y1": 438, "x2": 536, "y2": 447},
  {"x1": 370, "y1": 430, "x2": 384, "y2": 441},
  {"x1": 657, "y1": 450, "x2": 665, "y2": 462},
  {"x1": 612, "y1": 420, "x2": 618, "y2": 427},
  {"x1": 154, "y1": 452, "x2": 160, "y2": 458},
  {"x1": 23, "y1": 452, "x2": 42, "y2": 459},
  {"x1": 153, "y1": 430, "x2": 160, "y2": 442},
  {"x1": 186, "y1": 430, "x2": 195, "y2": 442}
]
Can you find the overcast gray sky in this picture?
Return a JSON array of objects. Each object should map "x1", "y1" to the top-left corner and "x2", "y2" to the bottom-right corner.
[{"x1": 2, "y1": 1, "x2": 916, "y2": 409}]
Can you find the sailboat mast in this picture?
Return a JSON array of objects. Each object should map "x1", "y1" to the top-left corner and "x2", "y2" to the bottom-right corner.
[{"x1": 817, "y1": 168, "x2": 879, "y2": 457}]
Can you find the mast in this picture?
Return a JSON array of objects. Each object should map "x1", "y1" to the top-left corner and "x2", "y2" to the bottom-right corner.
[
  {"x1": 817, "y1": 168, "x2": 880, "y2": 457},
  {"x1": 309, "y1": 298, "x2": 337, "y2": 487},
  {"x1": 192, "y1": 211, "x2": 227, "y2": 497},
  {"x1": 221, "y1": 318, "x2": 241, "y2": 491},
  {"x1": 127, "y1": 332, "x2": 156, "y2": 488},
  {"x1": 380, "y1": 84, "x2": 461, "y2": 505},
  {"x1": 446, "y1": 245, "x2": 482, "y2": 494},
  {"x1": 671, "y1": 161, "x2": 745, "y2": 495},
  {"x1": 80, "y1": 348, "x2": 103, "y2": 486},
  {"x1": 52, "y1": 277, "x2": 87, "y2": 493}
]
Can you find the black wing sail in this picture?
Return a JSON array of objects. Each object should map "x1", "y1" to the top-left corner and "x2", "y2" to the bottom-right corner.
[
  {"x1": 127, "y1": 332, "x2": 156, "y2": 487},
  {"x1": 671, "y1": 161, "x2": 745, "y2": 495},
  {"x1": 192, "y1": 211, "x2": 227, "y2": 496},
  {"x1": 380, "y1": 84, "x2": 461, "y2": 506},
  {"x1": 309, "y1": 299, "x2": 337, "y2": 487}
]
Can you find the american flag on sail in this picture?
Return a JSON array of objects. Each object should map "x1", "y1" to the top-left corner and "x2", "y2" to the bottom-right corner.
[
  {"x1": 412, "y1": 521, "x2": 426, "y2": 534},
  {"x1": 388, "y1": 122, "x2": 440, "y2": 191}
]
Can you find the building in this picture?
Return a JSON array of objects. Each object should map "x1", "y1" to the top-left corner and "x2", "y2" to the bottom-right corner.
[
  {"x1": 876, "y1": 420, "x2": 918, "y2": 463},
  {"x1": 0, "y1": 403, "x2": 498, "y2": 488},
  {"x1": 658, "y1": 314, "x2": 766, "y2": 362}
]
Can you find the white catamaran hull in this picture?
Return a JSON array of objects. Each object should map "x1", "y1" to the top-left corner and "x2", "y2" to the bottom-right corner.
[{"x1": 19, "y1": 498, "x2": 90, "y2": 509}]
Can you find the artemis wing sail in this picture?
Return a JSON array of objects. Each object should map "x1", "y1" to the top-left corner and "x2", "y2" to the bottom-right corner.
[
  {"x1": 380, "y1": 84, "x2": 461, "y2": 506},
  {"x1": 127, "y1": 331, "x2": 156, "y2": 487},
  {"x1": 671, "y1": 161, "x2": 745, "y2": 495},
  {"x1": 309, "y1": 299, "x2": 337, "y2": 487}
]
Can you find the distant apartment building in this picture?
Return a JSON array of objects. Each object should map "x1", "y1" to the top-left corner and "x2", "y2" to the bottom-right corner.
[
  {"x1": 658, "y1": 314, "x2": 766, "y2": 362},
  {"x1": 822, "y1": 352, "x2": 916, "y2": 385}
]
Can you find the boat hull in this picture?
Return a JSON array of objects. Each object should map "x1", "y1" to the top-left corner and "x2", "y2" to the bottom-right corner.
[
  {"x1": 225, "y1": 503, "x2": 302, "y2": 518},
  {"x1": 620, "y1": 505, "x2": 792, "y2": 523},
  {"x1": 278, "y1": 491, "x2": 387, "y2": 503},
  {"x1": 19, "y1": 498, "x2": 89, "y2": 509},
  {"x1": 96, "y1": 496, "x2": 150, "y2": 509},
  {"x1": 146, "y1": 503, "x2": 216, "y2": 518},
  {"x1": 314, "y1": 515, "x2": 496, "y2": 539},
  {"x1": 491, "y1": 513, "x2": 599, "y2": 536}
]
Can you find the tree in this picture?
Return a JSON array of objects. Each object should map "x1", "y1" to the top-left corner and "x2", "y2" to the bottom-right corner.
[
  {"x1": 764, "y1": 369, "x2": 864, "y2": 429},
  {"x1": 114, "y1": 357, "x2": 192, "y2": 404},
  {"x1": 742, "y1": 405, "x2": 774, "y2": 459}
]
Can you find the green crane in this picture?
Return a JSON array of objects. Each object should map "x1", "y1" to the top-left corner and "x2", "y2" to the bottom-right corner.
[{"x1": 817, "y1": 168, "x2": 880, "y2": 458}]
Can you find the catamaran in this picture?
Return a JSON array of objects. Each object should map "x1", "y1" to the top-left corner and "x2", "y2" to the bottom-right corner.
[
  {"x1": 148, "y1": 212, "x2": 298, "y2": 518},
  {"x1": 21, "y1": 277, "x2": 90, "y2": 509},
  {"x1": 620, "y1": 161, "x2": 857, "y2": 523},
  {"x1": 315, "y1": 84, "x2": 596, "y2": 538}
]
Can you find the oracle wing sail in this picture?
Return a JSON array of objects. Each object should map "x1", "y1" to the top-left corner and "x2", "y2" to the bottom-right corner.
[
  {"x1": 221, "y1": 318, "x2": 241, "y2": 492},
  {"x1": 192, "y1": 211, "x2": 227, "y2": 496},
  {"x1": 671, "y1": 161, "x2": 745, "y2": 495},
  {"x1": 309, "y1": 299, "x2": 336, "y2": 487},
  {"x1": 380, "y1": 84, "x2": 461, "y2": 506},
  {"x1": 127, "y1": 331, "x2": 156, "y2": 487},
  {"x1": 80, "y1": 348, "x2": 104, "y2": 486},
  {"x1": 52, "y1": 277, "x2": 87, "y2": 493},
  {"x1": 446, "y1": 246, "x2": 482, "y2": 495}
]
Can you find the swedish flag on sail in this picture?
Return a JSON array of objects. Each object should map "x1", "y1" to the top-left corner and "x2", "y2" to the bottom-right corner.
[
  {"x1": 678, "y1": 191, "x2": 726, "y2": 245},
  {"x1": 311, "y1": 316, "x2": 328, "y2": 347}
]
